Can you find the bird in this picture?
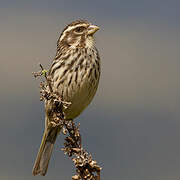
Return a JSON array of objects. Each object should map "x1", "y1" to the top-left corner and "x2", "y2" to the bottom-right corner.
[{"x1": 32, "y1": 20, "x2": 100, "y2": 176}]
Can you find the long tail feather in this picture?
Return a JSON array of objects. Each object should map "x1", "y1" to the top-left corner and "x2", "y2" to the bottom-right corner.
[{"x1": 32, "y1": 126, "x2": 60, "y2": 176}]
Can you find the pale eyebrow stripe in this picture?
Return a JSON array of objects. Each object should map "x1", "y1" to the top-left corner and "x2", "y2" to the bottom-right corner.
[{"x1": 60, "y1": 24, "x2": 88, "y2": 41}]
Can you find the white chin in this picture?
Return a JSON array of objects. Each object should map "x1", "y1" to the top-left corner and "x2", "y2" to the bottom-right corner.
[{"x1": 85, "y1": 36, "x2": 95, "y2": 49}]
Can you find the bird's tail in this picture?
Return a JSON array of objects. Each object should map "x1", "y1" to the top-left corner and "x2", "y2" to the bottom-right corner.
[{"x1": 32, "y1": 125, "x2": 61, "y2": 176}]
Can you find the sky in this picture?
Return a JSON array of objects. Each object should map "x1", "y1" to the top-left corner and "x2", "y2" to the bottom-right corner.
[{"x1": 0, "y1": 0, "x2": 180, "y2": 180}]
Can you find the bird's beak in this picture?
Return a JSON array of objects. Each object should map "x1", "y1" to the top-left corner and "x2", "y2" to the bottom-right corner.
[{"x1": 87, "y1": 25, "x2": 100, "y2": 35}]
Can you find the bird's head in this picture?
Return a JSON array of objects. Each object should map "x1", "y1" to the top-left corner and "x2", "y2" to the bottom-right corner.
[{"x1": 58, "y1": 20, "x2": 99, "y2": 50}]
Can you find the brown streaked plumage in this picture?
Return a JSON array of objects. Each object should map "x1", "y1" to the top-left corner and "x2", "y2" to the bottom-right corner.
[{"x1": 32, "y1": 20, "x2": 100, "y2": 176}]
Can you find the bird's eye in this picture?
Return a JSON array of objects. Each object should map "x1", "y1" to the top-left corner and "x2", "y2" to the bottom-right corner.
[{"x1": 74, "y1": 27, "x2": 85, "y2": 33}]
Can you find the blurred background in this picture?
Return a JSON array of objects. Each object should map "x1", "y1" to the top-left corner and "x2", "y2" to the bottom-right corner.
[{"x1": 0, "y1": 0, "x2": 180, "y2": 180}]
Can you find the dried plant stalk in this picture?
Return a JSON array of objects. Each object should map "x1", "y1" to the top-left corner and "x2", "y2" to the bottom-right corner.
[{"x1": 32, "y1": 64, "x2": 102, "y2": 180}]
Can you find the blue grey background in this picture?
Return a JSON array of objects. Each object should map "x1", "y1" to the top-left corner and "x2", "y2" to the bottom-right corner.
[{"x1": 0, "y1": 0, "x2": 180, "y2": 179}]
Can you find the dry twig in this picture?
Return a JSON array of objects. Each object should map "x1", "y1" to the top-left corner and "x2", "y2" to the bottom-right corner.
[{"x1": 32, "y1": 63, "x2": 102, "y2": 180}]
